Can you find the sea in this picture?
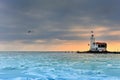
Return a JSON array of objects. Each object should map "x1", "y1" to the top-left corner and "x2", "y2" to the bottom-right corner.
[{"x1": 0, "y1": 51, "x2": 120, "y2": 80}]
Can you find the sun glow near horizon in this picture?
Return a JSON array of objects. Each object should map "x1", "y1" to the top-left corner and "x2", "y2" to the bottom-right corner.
[{"x1": 0, "y1": 39, "x2": 119, "y2": 51}]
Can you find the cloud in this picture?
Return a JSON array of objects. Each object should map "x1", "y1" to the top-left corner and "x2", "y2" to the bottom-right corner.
[{"x1": 0, "y1": 0, "x2": 119, "y2": 50}]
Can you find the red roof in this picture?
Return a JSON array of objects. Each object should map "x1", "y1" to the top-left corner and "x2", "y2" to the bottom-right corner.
[{"x1": 95, "y1": 42, "x2": 107, "y2": 44}]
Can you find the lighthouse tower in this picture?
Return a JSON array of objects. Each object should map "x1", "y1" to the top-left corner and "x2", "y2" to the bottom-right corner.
[{"x1": 90, "y1": 31, "x2": 96, "y2": 51}]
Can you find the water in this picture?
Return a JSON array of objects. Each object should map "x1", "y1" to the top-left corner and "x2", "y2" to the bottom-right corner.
[{"x1": 0, "y1": 52, "x2": 120, "y2": 80}]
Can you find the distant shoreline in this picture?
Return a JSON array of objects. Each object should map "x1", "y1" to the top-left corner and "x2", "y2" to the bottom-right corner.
[
  {"x1": 0, "y1": 51, "x2": 119, "y2": 54},
  {"x1": 76, "y1": 51, "x2": 120, "y2": 54}
]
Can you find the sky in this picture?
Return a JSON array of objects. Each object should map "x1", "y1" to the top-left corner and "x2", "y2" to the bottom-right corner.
[{"x1": 0, "y1": 0, "x2": 119, "y2": 51}]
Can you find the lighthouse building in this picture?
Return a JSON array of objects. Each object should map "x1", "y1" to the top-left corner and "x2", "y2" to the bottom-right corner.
[{"x1": 90, "y1": 31, "x2": 107, "y2": 52}]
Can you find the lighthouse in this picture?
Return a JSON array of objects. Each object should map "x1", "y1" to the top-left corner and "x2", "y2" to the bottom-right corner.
[
  {"x1": 90, "y1": 31, "x2": 107, "y2": 52},
  {"x1": 90, "y1": 31, "x2": 96, "y2": 51}
]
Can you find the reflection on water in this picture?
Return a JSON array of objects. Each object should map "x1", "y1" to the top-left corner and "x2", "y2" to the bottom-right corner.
[{"x1": 0, "y1": 52, "x2": 120, "y2": 80}]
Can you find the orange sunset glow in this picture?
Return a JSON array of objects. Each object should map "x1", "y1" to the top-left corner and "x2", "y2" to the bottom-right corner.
[{"x1": 0, "y1": 39, "x2": 119, "y2": 51}]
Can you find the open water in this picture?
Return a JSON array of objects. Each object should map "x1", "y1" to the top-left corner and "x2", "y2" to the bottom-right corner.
[{"x1": 0, "y1": 51, "x2": 120, "y2": 80}]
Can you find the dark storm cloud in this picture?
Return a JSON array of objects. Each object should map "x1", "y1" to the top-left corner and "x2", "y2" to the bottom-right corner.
[{"x1": 0, "y1": 0, "x2": 120, "y2": 44}]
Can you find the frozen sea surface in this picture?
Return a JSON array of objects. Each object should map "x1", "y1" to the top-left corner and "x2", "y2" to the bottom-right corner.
[{"x1": 0, "y1": 52, "x2": 120, "y2": 80}]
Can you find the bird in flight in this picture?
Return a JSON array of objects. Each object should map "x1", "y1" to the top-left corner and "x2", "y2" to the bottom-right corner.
[{"x1": 28, "y1": 30, "x2": 32, "y2": 33}]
